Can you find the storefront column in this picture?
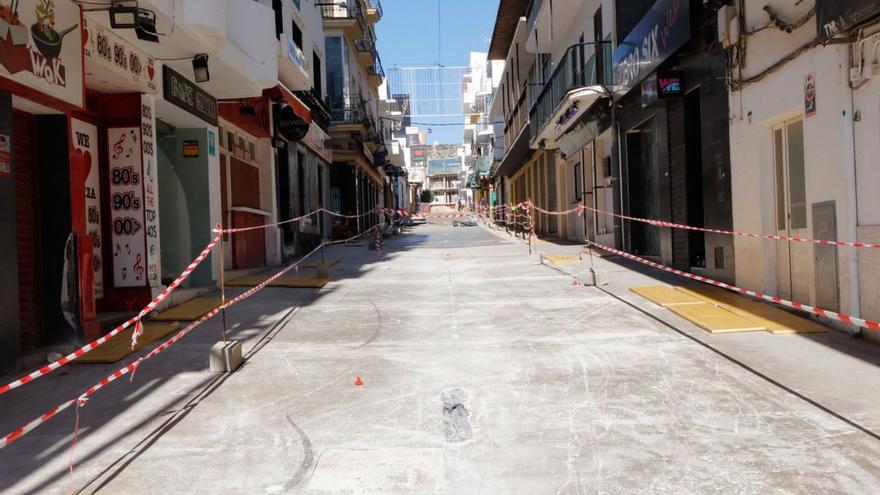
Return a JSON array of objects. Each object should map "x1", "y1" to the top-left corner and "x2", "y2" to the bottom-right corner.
[{"x1": 0, "y1": 92, "x2": 18, "y2": 368}]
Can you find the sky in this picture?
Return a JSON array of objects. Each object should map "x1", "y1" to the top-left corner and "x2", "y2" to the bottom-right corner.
[{"x1": 377, "y1": 0, "x2": 501, "y2": 144}]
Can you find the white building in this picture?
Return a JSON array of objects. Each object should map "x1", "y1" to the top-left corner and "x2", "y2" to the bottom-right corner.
[{"x1": 727, "y1": 0, "x2": 880, "y2": 337}]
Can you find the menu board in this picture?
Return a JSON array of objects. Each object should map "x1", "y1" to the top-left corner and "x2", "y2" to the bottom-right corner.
[
  {"x1": 107, "y1": 127, "x2": 147, "y2": 287},
  {"x1": 71, "y1": 118, "x2": 103, "y2": 298}
]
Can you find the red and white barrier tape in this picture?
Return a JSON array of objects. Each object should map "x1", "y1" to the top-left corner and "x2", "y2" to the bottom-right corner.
[
  {"x1": 216, "y1": 210, "x2": 322, "y2": 234},
  {"x1": 585, "y1": 240, "x2": 880, "y2": 332},
  {"x1": 527, "y1": 200, "x2": 880, "y2": 250},
  {"x1": 0, "y1": 227, "x2": 379, "y2": 450},
  {"x1": 0, "y1": 233, "x2": 222, "y2": 397}
]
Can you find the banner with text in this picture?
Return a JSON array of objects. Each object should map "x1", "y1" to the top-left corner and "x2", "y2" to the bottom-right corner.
[{"x1": 108, "y1": 127, "x2": 147, "y2": 288}]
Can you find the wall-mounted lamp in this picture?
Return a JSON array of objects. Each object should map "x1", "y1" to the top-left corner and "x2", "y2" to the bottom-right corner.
[
  {"x1": 192, "y1": 53, "x2": 210, "y2": 83},
  {"x1": 109, "y1": 3, "x2": 139, "y2": 28}
]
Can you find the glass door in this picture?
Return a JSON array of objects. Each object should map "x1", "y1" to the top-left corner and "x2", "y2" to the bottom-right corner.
[{"x1": 773, "y1": 119, "x2": 810, "y2": 302}]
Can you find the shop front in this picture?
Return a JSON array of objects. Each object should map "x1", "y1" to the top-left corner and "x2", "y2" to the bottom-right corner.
[
  {"x1": 156, "y1": 65, "x2": 221, "y2": 289},
  {"x1": 0, "y1": 0, "x2": 92, "y2": 367},
  {"x1": 612, "y1": 0, "x2": 734, "y2": 281},
  {"x1": 268, "y1": 86, "x2": 331, "y2": 259}
]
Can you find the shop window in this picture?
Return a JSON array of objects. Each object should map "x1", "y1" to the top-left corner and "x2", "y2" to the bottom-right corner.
[
  {"x1": 574, "y1": 162, "x2": 584, "y2": 200},
  {"x1": 227, "y1": 131, "x2": 235, "y2": 152},
  {"x1": 219, "y1": 126, "x2": 225, "y2": 148},
  {"x1": 249, "y1": 142, "x2": 256, "y2": 162}
]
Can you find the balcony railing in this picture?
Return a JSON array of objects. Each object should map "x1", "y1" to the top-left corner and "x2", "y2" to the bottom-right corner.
[
  {"x1": 355, "y1": 37, "x2": 376, "y2": 53},
  {"x1": 295, "y1": 89, "x2": 331, "y2": 131},
  {"x1": 529, "y1": 42, "x2": 613, "y2": 143},
  {"x1": 368, "y1": 53, "x2": 385, "y2": 79},
  {"x1": 327, "y1": 96, "x2": 371, "y2": 126},
  {"x1": 503, "y1": 85, "x2": 529, "y2": 152},
  {"x1": 318, "y1": 1, "x2": 368, "y2": 32}
]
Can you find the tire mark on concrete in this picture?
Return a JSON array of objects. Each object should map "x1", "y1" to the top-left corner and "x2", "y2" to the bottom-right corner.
[
  {"x1": 284, "y1": 415, "x2": 316, "y2": 490},
  {"x1": 353, "y1": 298, "x2": 382, "y2": 349}
]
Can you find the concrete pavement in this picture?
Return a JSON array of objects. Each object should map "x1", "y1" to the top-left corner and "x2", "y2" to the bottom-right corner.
[{"x1": 1, "y1": 223, "x2": 880, "y2": 493}]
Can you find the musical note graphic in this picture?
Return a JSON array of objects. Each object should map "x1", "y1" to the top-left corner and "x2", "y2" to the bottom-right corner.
[
  {"x1": 112, "y1": 134, "x2": 125, "y2": 160},
  {"x1": 133, "y1": 254, "x2": 144, "y2": 281}
]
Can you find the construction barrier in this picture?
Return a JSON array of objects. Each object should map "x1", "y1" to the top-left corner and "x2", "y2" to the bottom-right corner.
[
  {"x1": 0, "y1": 224, "x2": 378, "y2": 449},
  {"x1": 511, "y1": 201, "x2": 880, "y2": 333}
]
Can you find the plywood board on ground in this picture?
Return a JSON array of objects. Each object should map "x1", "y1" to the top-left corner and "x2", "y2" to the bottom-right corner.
[
  {"x1": 631, "y1": 286, "x2": 704, "y2": 307},
  {"x1": 675, "y1": 286, "x2": 828, "y2": 334},
  {"x1": 152, "y1": 297, "x2": 221, "y2": 322},
  {"x1": 76, "y1": 322, "x2": 181, "y2": 364},
  {"x1": 667, "y1": 303, "x2": 767, "y2": 334},
  {"x1": 227, "y1": 274, "x2": 330, "y2": 289}
]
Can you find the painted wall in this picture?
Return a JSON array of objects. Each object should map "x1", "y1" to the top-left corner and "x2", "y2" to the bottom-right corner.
[{"x1": 729, "y1": 5, "x2": 857, "y2": 314}]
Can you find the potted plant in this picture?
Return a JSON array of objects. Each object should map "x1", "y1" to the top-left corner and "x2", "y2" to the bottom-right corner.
[
  {"x1": 0, "y1": 0, "x2": 31, "y2": 74},
  {"x1": 31, "y1": 0, "x2": 76, "y2": 60}
]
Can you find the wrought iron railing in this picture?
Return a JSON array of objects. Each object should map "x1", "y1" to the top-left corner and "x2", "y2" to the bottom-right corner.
[
  {"x1": 318, "y1": 1, "x2": 367, "y2": 32},
  {"x1": 368, "y1": 53, "x2": 385, "y2": 79},
  {"x1": 326, "y1": 96, "x2": 370, "y2": 126},
  {"x1": 295, "y1": 89, "x2": 331, "y2": 131},
  {"x1": 529, "y1": 42, "x2": 612, "y2": 143}
]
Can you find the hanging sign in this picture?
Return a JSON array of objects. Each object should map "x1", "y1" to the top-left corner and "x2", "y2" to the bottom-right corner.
[
  {"x1": 817, "y1": 0, "x2": 880, "y2": 40},
  {"x1": 0, "y1": 0, "x2": 84, "y2": 107},
  {"x1": 163, "y1": 65, "x2": 218, "y2": 125},
  {"x1": 108, "y1": 127, "x2": 147, "y2": 288},
  {"x1": 658, "y1": 72, "x2": 684, "y2": 97},
  {"x1": 276, "y1": 105, "x2": 309, "y2": 141},
  {"x1": 804, "y1": 72, "x2": 817, "y2": 118},
  {"x1": 141, "y1": 95, "x2": 161, "y2": 287},
  {"x1": 82, "y1": 15, "x2": 158, "y2": 93},
  {"x1": 612, "y1": 0, "x2": 690, "y2": 92},
  {"x1": 71, "y1": 118, "x2": 104, "y2": 298}
]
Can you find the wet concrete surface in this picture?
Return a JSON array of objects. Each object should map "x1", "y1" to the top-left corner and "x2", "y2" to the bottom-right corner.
[{"x1": 1, "y1": 224, "x2": 879, "y2": 493}]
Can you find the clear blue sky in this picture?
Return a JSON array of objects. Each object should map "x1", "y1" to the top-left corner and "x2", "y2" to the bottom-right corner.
[{"x1": 377, "y1": 0, "x2": 501, "y2": 144}]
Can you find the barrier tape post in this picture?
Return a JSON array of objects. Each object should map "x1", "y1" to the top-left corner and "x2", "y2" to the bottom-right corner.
[
  {"x1": 318, "y1": 204, "x2": 327, "y2": 270},
  {"x1": 217, "y1": 223, "x2": 229, "y2": 343}
]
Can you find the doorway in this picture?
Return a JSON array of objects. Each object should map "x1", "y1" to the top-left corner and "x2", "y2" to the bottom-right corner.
[
  {"x1": 626, "y1": 119, "x2": 660, "y2": 257},
  {"x1": 772, "y1": 119, "x2": 810, "y2": 302},
  {"x1": 684, "y1": 90, "x2": 706, "y2": 268}
]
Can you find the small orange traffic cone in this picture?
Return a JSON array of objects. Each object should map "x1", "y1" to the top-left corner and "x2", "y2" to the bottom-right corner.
[
  {"x1": 571, "y1": 279, "x2": 579, "y2": 286},
  {"x1": 354, "y1": 376, "x2": 364, "y2": 386}
]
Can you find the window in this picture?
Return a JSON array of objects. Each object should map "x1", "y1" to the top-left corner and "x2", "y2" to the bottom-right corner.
[
  {"x1": 313, "y1": 52, "x2": 323, "y2": 96},
  {"x1": 249, "y1": 142, "x2": 256, "y2": 162},
  {"x1": 772, "y1": 120, "x2": 807, "y2": 230},
  {"x1": 226, "y1": 131, "x2": 234, "y2": 152},
  {"x1": 219, "y1": 126, "x2": 225, "y2": 147},
  {"x1": 291, "y1": 21, "x2": 303, "y2": 50},
  {"x1": 574, "y1": 162, "x2": 584, "y2": 200}
]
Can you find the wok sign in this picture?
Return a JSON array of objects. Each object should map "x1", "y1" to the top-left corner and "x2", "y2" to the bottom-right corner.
[{"x1": 0, "y1": 0, "x2": 84, "y2": 107}]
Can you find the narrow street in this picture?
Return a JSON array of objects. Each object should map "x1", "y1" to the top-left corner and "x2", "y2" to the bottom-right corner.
[{"x1": 3, "y1": 222, "x2": 880, "y2": 493}]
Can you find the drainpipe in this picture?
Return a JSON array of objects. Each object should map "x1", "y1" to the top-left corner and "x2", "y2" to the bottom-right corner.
[{"x1": 847, "y1": 44, "x2": 862, "y2": 321}]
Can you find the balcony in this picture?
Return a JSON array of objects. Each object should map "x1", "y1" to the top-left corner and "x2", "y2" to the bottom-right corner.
[
  {"x1": 366, "y1": 0, "x2": 383, "y2": 22},
  {"x1": 367, "y1": 53, "x2": 385, "y2": 86},
  {"x1": 318, "y1": 1, "x2": 368, "y2": 37},
  {"x1": 525, "y1": 0, "x2": 544, "y2": 40},
  {"x1": 294, "y1": 89, "x2": 331, "y2": 131},
  {"x1": 503, "y1": 85, "x2": 529, "y2": 152},
  {"x1": 327, "y1": 96, "x2": 371, "y2": 130},
  {"x1": 529, "y1": 42, "x2": 613, "y2": 148},
  {"x1": 355, "y1": 37, "x2": 377, "y2": 66}
]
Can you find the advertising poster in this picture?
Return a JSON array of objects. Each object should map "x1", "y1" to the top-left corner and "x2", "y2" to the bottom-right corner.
[
  {"x1": 141, "y1": 95, "x2": 161, "y2": 287},
  {"x1": 0, "y1": 0, "x2": 84, "y2": 107},
  {"x1": 107, "y1": 126, "x2": 147, "y2": 288},
  {"x1": 71, "y1": 118, "x2": 103, "y2": 298}
]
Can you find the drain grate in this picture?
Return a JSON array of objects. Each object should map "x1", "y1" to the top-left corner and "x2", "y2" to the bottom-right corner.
[{"x1": 441, "y1": 389, "x2": 472, "y2": 442}]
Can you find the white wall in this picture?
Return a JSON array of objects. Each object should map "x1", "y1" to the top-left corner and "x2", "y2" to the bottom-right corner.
[{"x1": 729, "y1": 2, "x2": 859, "y2": 315}]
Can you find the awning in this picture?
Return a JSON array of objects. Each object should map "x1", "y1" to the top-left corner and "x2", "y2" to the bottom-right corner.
[
  {"x1": 493, "y1": 122, "x2": 531, "y2": 178},
  {"x1": 263, "y1": 84, "x2": 311, "y2": 123},
  {"x1": 532, "y1": 85, "x2": 610, "y2": 150}
]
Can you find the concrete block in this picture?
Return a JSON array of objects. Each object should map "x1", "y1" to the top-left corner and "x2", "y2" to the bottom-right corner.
[
  {"x1": 530, "y1": 252, "x2": 543, "y2": 265},
  {"x1": 209, "y1": 341, "x2": 243, "y2": 373},
  {"x1": 591, "y1": 269, "x2": 608, "y2": 287}
]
